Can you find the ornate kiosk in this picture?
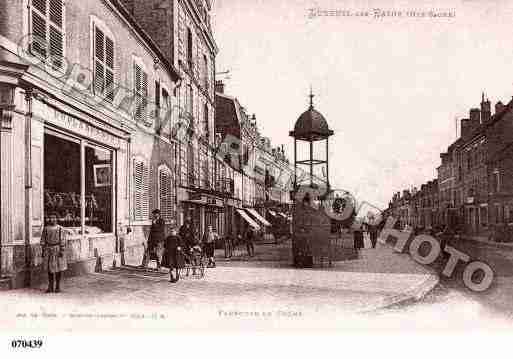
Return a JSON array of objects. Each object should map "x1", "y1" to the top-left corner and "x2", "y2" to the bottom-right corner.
[{"x1": 289, "y1": 92, "x2": 334, "y2": 267}]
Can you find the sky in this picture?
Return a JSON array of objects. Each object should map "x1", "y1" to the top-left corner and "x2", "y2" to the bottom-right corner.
[{"x1": 212, "y1": 0, "x2": 513, "y2": 209}]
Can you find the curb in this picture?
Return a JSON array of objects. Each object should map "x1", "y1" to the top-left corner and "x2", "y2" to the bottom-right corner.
[
  {"x1": 360, "y1": 244, "x2": 440, "y2": 313},
  {"x1": 360, "y1": 273, "x2": 439, "y2": 313}
]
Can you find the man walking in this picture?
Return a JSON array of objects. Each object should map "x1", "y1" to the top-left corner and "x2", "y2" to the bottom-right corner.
[{"x1": 142, "y1": 209, "x2": 166, "y2": 270}]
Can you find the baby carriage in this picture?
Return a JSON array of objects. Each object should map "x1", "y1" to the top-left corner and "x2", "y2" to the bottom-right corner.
[{"x1": 179, "y1": 244, "x2": 206, "y2": 278}]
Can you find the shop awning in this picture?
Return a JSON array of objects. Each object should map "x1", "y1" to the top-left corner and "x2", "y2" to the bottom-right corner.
[
  {"x1": 236, "y1": 209, "x2": 260, "y2": 230},
  {"x1": 246, "y1": 208, "x2": 271, "y2": 227}
]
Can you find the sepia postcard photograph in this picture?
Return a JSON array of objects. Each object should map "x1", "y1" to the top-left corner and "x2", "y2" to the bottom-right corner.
[{"x1": 1, "y1": 0, "x2": 513, "y2": 356}]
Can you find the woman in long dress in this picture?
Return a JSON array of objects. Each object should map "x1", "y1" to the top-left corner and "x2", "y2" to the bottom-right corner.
[
  {"x1": 41, "y1": 212, "x2": 68, "y2": 293},
  {"x1": 162, "y1": 228, "x2": 184, "y2": 283}
]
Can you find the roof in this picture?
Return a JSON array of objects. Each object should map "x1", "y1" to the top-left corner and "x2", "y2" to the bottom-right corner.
[
  {"x1": 289, "y1": 105, "x2": 333, "y2": 141},
  {"x1": 110, "y1": 0, "x2": 180, "y2": 82}
]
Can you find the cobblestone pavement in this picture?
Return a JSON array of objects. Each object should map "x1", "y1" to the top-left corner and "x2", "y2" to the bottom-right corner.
[{"x1": 0, "y1": 239, "x2": 437, "y2": 331}]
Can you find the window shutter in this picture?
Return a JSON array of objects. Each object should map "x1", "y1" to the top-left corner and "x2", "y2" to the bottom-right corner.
[
  {"x1": 105, "y1": 68, "x2": 114, "y2": 101},
  {"x1": 134, "y1": 63, "x2": 142, "y2": 121},
  {"x1": 32, "y1": 0, "x2": 46, "y2": 13},
  {"x1": 93, "y1": 26, "x2": 114, "y2": 101},
  {"x1": 48, "y1": 0, "x2": 64, "y2": 69},
  {"x1": 105, "y1": 36, "x2": 114, "y2": 69},
  {"x1": 178, "y1": 12, "x2": 185, "y2": 61},
  {"x1": 134, "y1": 159, "x2": 149, "y2": 221},
  {"x1": 30, "y1": 0, "x2": 64, "y2": 67},
  {"x1": 159, "y1": 168, "x2": 174, "y2": 223},
  {"x1": 94, "y1": 60, "x2": 104, "y2": 95},
  {"x1": 49, "y1": 0, "x2": 63, "y2": 28},
  {"x1": 31, "y1": 10, "x2": 47, "y2": 58},
  {"x1": 95, "y1": 28, "x2": 104, "y2": 62},
  {"x1": 49, "y1": 26, "x2": 63, "y2": 68},
  {"x1": 141, "y1": 70, "x2": 148, "y2": 124}
]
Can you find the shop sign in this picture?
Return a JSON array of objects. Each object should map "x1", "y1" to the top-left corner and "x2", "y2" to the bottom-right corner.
[{"x1": 50, "y1": 108, "x2": 123, "y2": 148}]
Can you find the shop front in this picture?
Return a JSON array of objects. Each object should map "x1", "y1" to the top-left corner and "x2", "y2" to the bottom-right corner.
[
  {"x1": 182, "y1": 193, "x2": 224, "y2": 239},
  {"x1": 2, "y1": 90, "x2": 130, "y2": 288}
]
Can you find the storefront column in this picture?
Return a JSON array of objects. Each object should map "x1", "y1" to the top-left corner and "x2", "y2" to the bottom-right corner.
[{"x1": 0, "y1": 84, "x2": 15, "y2": 278}]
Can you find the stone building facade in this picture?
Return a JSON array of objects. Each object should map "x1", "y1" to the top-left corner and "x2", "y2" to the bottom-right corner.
[
  {"x1": 388, "y1": 94, "x2": 513, "y2": 241},
  {"x1": 0, "y1": 0, "x2": 182, "y2": 288},
  {"x1": 119, "y1": 0, "x2": 222, "y2": 239}
]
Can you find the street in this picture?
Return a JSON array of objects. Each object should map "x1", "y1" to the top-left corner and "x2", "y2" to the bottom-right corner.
[
  {"x1": 0, "y1": 238, "x2": 440, "y2": 331},
  {"x1": 372, "y1": 237, "x2": 513, "y2": 329}
]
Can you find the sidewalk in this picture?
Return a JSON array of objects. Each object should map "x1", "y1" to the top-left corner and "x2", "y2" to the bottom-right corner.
[{"x1": 0, "y1": 236, "x2": 438, "y2": 331}]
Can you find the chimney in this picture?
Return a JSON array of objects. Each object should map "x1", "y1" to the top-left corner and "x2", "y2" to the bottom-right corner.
[
  {"x1": 461, "y1": 118, "x2": 470, "y2": 138},
  {"x1": 215, "y1": 80, "x2": 224, "y2": 94},
  {"x1": 469, "y1": 108, "x2": 480, "y2": 129},
  {"x1": 481, "y1": 93, "x2": 491, "y2": 123},
  {"x1": 495, "y1": 101, "x2": 505, "y2": 114}
]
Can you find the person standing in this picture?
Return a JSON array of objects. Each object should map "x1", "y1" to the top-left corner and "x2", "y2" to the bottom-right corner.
[
  {"x1": 162, "y1": 228, "x2": 184, "y2": 283},
  {"x1": 224, "y1": 232, "x2": 233, "y2": 258},
  {"x1": 203, "y1": 225, "x2": 217, "y2": 267},
  {"x1": 142, "y1": 209, "x2": 166, "y2": 270},
  {"x1": 41, "y1": 212, "x2": 68, "y2": 293},
  {"x1": 245, "y1": 228, "x2": 255, "y2": 257},
  {"x1": 179, "y1": 217, "x2": 196, "y2": 254},
  {"x1": 369, "y1": 224, "x2": 378, "y2": 249},
  {"x1": 353, "y1": 224, "x2": 364, "y2": 252}
]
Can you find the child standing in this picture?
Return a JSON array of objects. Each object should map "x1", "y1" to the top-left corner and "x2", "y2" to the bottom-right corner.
[{"x1": 41, "y1": 212, "x2": 68, "y2": 293}]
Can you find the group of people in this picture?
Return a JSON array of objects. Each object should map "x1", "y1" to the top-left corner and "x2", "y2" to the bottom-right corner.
[
  {"x1": 222, "y1": 228, "x2": 256, "y2": 258},
  {"x1": 141, "y1": 209, "x2": 219, "y2": 282},
  {"x1": 352, "y1": 223, "x2": 380, "y2": 250},
  {"x1": 40, "y1": 208, "x2": 259, "y2": 292}
]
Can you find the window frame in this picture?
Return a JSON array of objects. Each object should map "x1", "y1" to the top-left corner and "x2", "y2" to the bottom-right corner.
[
  {"x1": 28, "y1": 0, "x2": 66, "y2": 70},
  {"x1": 43, "y1": 126, "x2": 116, "y2": 237},
  {"x1": 91, "y1": 17, "x2": 116, "y2": 102}
]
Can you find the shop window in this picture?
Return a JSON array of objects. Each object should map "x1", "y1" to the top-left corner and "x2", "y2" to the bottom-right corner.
[
  {"x1": 85, "y1": 145, "x2": 113, "y2": 233},
  {"x1": 158, "y1": 165, "x2": 175, "y2": 223},
  {"x1": 43, "y1": 130, "x2": 114, "y2": 235},
  {"x1": 44, "y1": 132, "x2": 81, "y2": 230},
  {"x1": 93, "y1": 25, "x2": 115, "y2": 101},
  {"x1": 29, "y1": 0, "x2": 65, "y2": 69},
  {"x1": 133, "y1": 158, "x2": 150, "y2": 221}
]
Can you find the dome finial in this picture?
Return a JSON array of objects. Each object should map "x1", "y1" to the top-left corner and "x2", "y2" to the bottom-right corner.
[{"x1": 309, "y1": 85, "x2": 315, "y2": 109}]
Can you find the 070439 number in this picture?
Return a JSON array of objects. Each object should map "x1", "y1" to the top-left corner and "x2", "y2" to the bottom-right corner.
[{"x1": 11, "y1": 339, "x2": 43, "y2": 349}]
